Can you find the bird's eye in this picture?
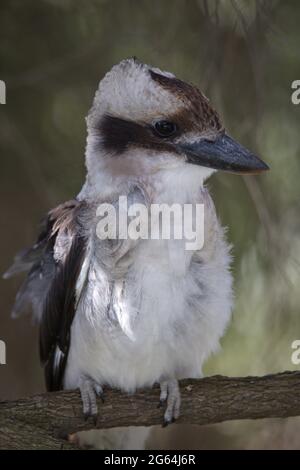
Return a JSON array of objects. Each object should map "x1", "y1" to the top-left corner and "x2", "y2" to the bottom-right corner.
[{"x1": 154, "y1": 120, "x2": 177, "y2": 138}]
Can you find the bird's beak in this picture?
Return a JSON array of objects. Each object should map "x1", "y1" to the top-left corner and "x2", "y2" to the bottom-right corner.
[{"x1": 178, "y1": 133, "x2": 269, "y2": 174}]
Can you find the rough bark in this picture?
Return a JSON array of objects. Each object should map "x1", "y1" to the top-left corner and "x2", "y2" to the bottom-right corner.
[{"x1": 1, "y1": 371, "x2": 300, "y2": 450}]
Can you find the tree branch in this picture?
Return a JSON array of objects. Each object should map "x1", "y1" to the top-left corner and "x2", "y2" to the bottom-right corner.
[{"x1": 1, "y1": 371, "x2": 300, "y2": 449}]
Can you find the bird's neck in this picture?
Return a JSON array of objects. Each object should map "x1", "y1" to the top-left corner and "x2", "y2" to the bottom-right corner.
[{"x1": 80, "y1": 150, "x2": 211, "y2": 206}]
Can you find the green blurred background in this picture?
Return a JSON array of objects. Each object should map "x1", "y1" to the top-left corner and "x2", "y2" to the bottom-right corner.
[{"x1": 1, "y1": 0, "x2": 300, "y2": 449}]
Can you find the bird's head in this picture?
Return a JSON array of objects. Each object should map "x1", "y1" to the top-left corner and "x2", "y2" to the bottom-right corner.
[{"x1": 85, "y1": 59, "x2": 268, "y2": 189}]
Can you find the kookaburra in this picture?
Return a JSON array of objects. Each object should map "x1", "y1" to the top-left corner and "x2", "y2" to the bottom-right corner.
[{"x1": 5, "y1": 59, "x2": 268, "y2": 433}]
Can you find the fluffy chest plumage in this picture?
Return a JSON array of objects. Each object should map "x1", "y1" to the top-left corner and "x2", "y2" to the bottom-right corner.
[{"x1": 64, "y1": 184, "x2": 233, "y2": 392}]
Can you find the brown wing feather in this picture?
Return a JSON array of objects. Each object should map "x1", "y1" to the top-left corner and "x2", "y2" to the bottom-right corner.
[
  {"x1": 40, "y1": 201, "x2": 87, "y2": 391},
  {"x1": 40, "y1": 232, "x2": 86, "y2": 391}
]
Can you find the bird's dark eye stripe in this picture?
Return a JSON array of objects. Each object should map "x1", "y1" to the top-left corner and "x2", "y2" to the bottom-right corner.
[
  {"x1": 99, "y1": 115, "x2": 176, "y2": 154},
  {"x1": 154, "y1": 120, "x2": 177, "y2": 138}
]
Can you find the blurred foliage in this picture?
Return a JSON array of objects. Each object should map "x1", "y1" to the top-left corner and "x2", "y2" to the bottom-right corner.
[{"x1": 1, "y1": 0, "x2": 300, "y2": 449}]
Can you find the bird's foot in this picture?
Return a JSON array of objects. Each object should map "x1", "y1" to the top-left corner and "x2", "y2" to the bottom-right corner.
[
  {"x1": 79, "y1": 376, "x2": 104, "y2": 424},
  {"x1": 159, "y1": 379, "x2": 181, "y2": 427}
]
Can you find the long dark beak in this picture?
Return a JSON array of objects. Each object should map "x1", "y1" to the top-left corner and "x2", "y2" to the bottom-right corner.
[{"x1": 178, "y1": 133, "x2": 269, "y2": 174}]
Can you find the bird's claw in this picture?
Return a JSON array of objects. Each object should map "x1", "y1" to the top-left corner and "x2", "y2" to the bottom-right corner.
[
  {"x1": 79, "y1": 377, "x2": 103, "y2": 423},
  {"x1": 159, "y1": 379, "x2": 181, "y2": 427}
]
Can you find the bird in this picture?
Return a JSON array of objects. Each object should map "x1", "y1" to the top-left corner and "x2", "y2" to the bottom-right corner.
[{"x1": 4, "y1": 58, "x2": 268, "y2": 447}]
